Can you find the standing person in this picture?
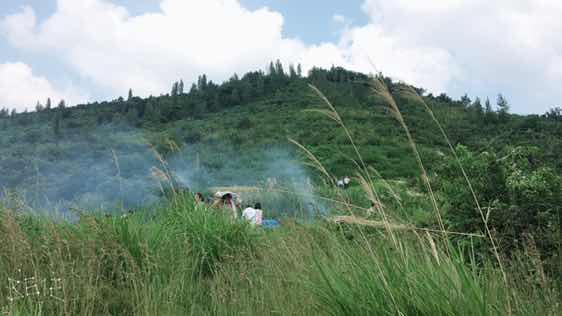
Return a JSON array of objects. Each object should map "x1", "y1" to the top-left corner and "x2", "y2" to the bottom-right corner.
[
  {"x1": 243, "y1": 202, "x2": 263, "y2": 226},
  {"x1": 343, "y1": 176, "x2": 351, "y2": 188}
]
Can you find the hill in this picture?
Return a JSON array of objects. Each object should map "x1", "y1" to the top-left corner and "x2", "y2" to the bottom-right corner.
[
  {"x1": 0, "y1": 65, "x2": 560, "y2": 315},
  {"x1": 0, "y1": 65, "x2": 560, "y2": 202}
]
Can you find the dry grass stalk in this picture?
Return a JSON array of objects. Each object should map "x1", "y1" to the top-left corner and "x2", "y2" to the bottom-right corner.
[
  {"x1": 426, "y1": 231, "x2": 440, "y2": 265},
  {"x1": 303, "y1": 85, "x2": 394, "y2": 238},
  {"x1": 356, "y1": 172, "x2": 399, "y2": 247},
  {"x1": 399, "y1": 84, "x2": 512, "y2": 314},
  {"x1": 294, "y1": 87, "x2": 403, "y2": 313},
  {"x1": 288, "y1": 138, "x2": 332, "y2": 185},
  {"x1": 306, "y1": 84, "x2": 377, "y2": 192},
  {"x1": 370, "y1": 78, "x2": 446, "y2": 236},
  {"x1": 330, "y1": 215, "x2": 484, "y2": 238}
]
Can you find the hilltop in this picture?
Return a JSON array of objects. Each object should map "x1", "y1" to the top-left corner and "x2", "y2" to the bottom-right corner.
[{"x1": 1, "y1": 65, "x2": 560, "y2": 186}]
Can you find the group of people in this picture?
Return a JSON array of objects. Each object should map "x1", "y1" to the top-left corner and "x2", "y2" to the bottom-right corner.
[{"x1": 194, "y1": 191, "x2": 264, "y2": 226}]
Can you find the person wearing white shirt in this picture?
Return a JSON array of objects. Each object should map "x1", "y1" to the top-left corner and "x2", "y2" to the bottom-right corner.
[{"x1": 242, "y1": 203, "x2": 263, "y2": 226}]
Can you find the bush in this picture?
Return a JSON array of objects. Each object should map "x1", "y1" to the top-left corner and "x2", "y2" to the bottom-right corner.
[{"x1": 434, "y1": 145, "x2": 561, "y2": 274}]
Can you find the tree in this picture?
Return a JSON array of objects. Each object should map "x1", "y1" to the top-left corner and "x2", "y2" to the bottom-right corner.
[
  {"x1": 274, "y1": 59, "x2": 285, "y2": 77},
  {"x1": 189, "y1": 83, "x2": 197, "y2": 94},
  {"x1": 178, "y1": 80, "x2": 184, "y2": 95},
  {"x1": 484, "y1": 97, "x2": 495, "y2": 123},
  {"x1": 471, "y1": 97, "x2": 483, "y2": 115},
  {"x1": 496, "y1": 94, "x2": 510, "y2": 121},
  {"x1": 54, "y1": 114, "x2": 61, "y2": 138},
  {"x1": 144, "y1": 101, "x2": 160, "y2": 121},
  {"x1": 268, "y1": 61, "x2": 276, "y2": 76},
  {"x1": 171, "y1": 82, "x2": 179, "y2": 96},
  {"x1": 256, "y1": 75, "x2": 265, "y2": 95},
  {"x1": 197, "y1": 75, "x2": 207, "y2": 91},
  {"x1": 289, "y1": 64, "x2": 297, "y2": 78},
  {"x1": 128, "y1": 88, "x2": 133, "y2": 101},
  {"x1": 484, "y1": 98, "x2": 492, "y2": 113},
  {"x1": 35, "y1": 101, "x2": 44, "y2": 112},
  {"x1": 435, "y1": 145, "x2": 561, "y2": 262},
  {"x1": 240, "y1": 80, "x2": 252, "y2": 101},
  {"x1": 297, "y1": 63, "x2": 302, "y2": 77},
  {"x1": 230, "y1": 88, "x2": 241, "y2": 105},
  {"x1": 460, "y1": 94, "x2": 471, "y2": 108},
  {"x1": 544, "y1": 107, "x2": 561, "y2": 121},
  {"x1": 57, "y1": 100, "x2": 66, "y2": 109},
  {"x1": 126, "y1": 107, "x2": 139, "y2": 125},
  {"x1": 46, "y1": 98, "x2": 52, "y2": 110},
  {"x1": 208, "y1": 93, "x2": 220, "y2": 112}
]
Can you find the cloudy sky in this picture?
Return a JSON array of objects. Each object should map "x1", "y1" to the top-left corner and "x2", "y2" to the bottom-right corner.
[{"x1": 1, "y1": 0, "x2": 560, "y2": 114}]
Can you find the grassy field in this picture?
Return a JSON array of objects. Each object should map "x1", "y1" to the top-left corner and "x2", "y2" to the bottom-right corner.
[{"x1": 0, "y1": 191, "x2": 559, "y2": 315}]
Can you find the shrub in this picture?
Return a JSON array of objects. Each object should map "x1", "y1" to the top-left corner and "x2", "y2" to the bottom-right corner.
[{"x1": 435, "y1": 145, "x2": 561, "y2": 274}]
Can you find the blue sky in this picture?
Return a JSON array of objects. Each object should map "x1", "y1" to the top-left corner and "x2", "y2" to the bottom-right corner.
[
  {"x1": 1, "y1": 0, "x2": 561, "y2": 114},
  {"x1": 240, "y1": 0, "x2": 368, "y2": 43}
]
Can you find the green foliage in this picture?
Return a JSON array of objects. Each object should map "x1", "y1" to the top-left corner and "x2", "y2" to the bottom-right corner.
[
  {"x1": 158, "y1": 194, "x2": 259, "y2": 277},
  {"x1": 2, "y1": 66, "x2": 561, "y2": 189},
  {"x1": 435, "y1": 145, "x2": 561, "y2": 274},
  {"x1": 497, "y1": 93, "x2": 510, "y2": 122}
]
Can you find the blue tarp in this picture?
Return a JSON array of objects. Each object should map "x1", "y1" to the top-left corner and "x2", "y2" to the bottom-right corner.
[{"x1": 262, "y1": 219, "x2": 280, "y2": 229}]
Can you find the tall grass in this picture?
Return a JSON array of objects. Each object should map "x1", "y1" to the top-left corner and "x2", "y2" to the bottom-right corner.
[{"x1": 1, "y1": 203, "x2": 557, "y2": 315}]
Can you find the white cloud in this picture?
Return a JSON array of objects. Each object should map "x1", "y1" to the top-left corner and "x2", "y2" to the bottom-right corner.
[
  {"x1": 0, "y1": 62, "x2": 84, "y2": 112},
  {"x1": 332, "y1": 14, "x2": 346, "y2": 24},
  {"x1": 0, "y1": 6, "x2": 38, "y2": 50},
  {"x1": 1, "y1": 0, "x2": 296, "y2": 97},
  {"x1": 354, "y1": 0, "x2": 562, "y2": 113},
  {"x1": 2, "y1": 0, "x2": 562, "y2": 113}
]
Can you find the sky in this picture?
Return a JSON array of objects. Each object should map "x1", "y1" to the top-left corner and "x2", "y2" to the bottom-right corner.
[{"x1": 0, "y1": 0, "x2": 561, "y2": 114}]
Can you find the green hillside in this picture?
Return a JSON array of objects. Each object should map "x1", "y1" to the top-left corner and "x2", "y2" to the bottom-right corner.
[
  {"x1": 1, "y1": 66, "x2": 560, "y2": 189},
  {"x1": 0, "y1": 65, "x2": 560, "y2": 315}
]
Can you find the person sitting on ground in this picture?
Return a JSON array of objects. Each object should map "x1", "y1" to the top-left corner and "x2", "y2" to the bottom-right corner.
[
  {"x1": 366, "y1": 201, "x2": 377, "y2": 216},
  {"x1": 366, "y1": 200, "x2": 384, "y2": 218},
  {"x1": 194, "y1": 192, "x2": 204, "y2": 204},
  {"x1": 336, "y1": 178, "x2": 345, "y2": 188},
  {"x1": 211, "y1": 192, "x2": 238, "y2": 218},
  {"x1": 222, "y1": 193, "x2": 238, "y2": 219},
  {"x1": 242, "y1": 202, "x2": 263, "y2": 226}
]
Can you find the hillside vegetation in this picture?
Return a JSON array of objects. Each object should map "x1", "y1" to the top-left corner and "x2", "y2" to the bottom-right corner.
[
  {"x1": 1, "y1": 65, "x2": 560, "y2": 185},
  {"x1": 0, "y1": 65, "x2": 560, "y2": 315}
]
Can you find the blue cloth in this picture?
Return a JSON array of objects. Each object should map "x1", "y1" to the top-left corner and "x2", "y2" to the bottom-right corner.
[{"x1": 262, "y1": 219, "x2": 280, "y2": 229}]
